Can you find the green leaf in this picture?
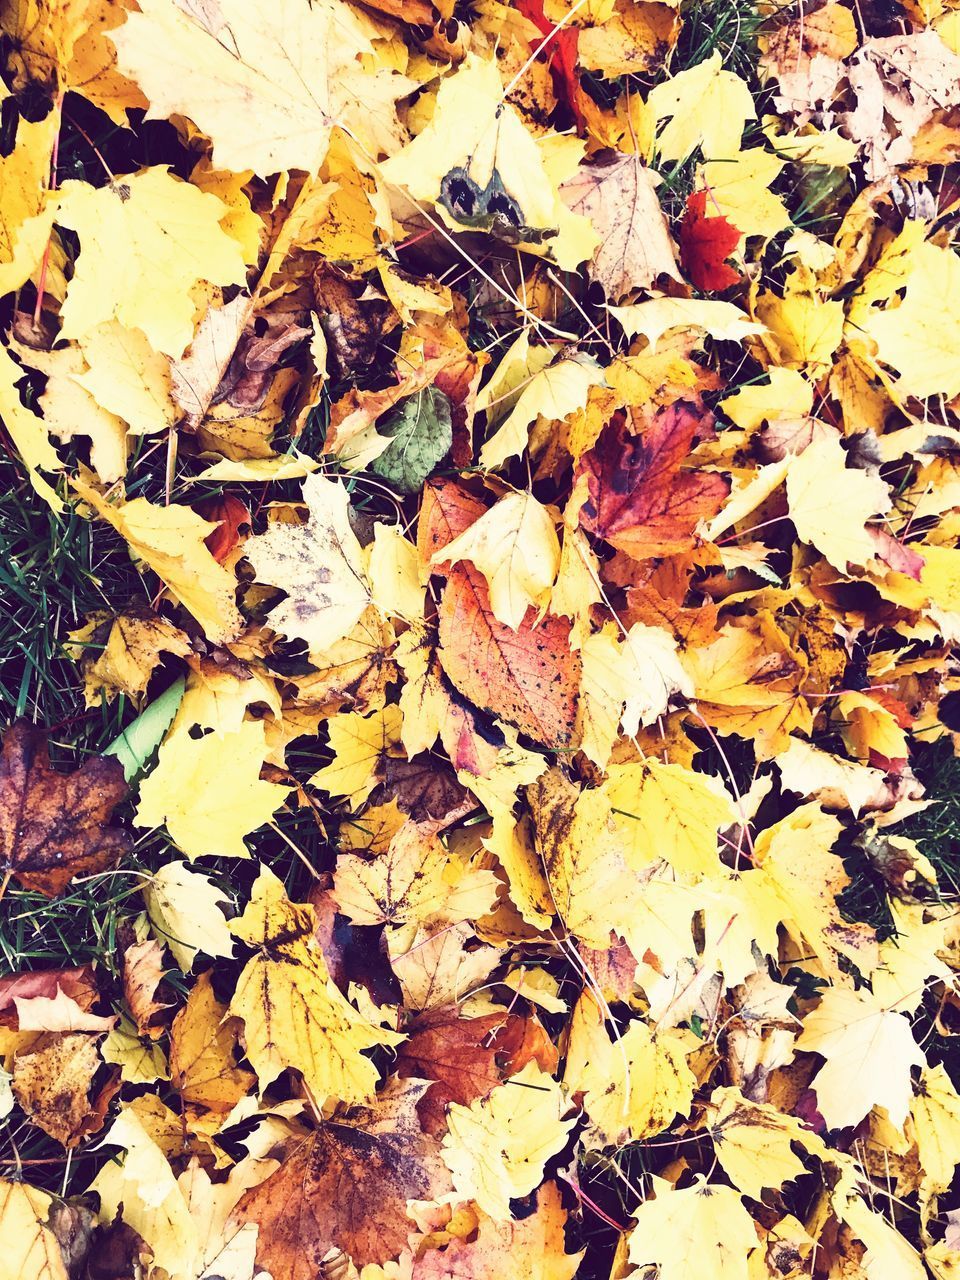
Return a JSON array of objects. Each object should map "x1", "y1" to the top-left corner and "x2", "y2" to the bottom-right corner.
[
  {"x1": 104, "y1": 678, "x2": 186, "y2": 782},
  {"x1": 370, "y1": 385, "x2": 453, "y2": 495}
]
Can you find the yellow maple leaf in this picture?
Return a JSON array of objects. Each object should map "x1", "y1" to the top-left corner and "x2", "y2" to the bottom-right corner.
[
  {"x1": 110, "y1": 0, "x2": 399, "y2": 174},
  {"x1": 479, "y1": 351, "x2": 606, "y2": 471},
  {"x1": 786, "y1": 430, "x2": 891, "y2": 571},
  {"x1": 796, "y1": 986, "x2": 926, "y2": 1130},
  {"x1": 57, "y1": 167, "x2": 246, "y2": 357},
  {"x1": 135, "y1": 720, "x2": 288, "y2": 860},
  {"x1": 333, "y1": 820, "x2": 498, "y2": 928},
  {"x1": 697, "y1": 147, "x2": 790, "y2": 240},
  {"x1": 718, "y1": 367, "x2": 813, "y2": 431},
  {"x1": 73, "y1": 321, "x2": 177, "y2": 435},
  {"x1": 863, "y1": 241, "x2": 960, "y2": 401},
  {"x1": 756, "y1": 273, "x2": 844, "y2": 375},
  {"x1": 627, "y1": 1176, "x2": 758, "y2": 1280},
  {"x1": 441, "y1": 1060, "x2": 574, "y2": 1220},
  {"x1": 601, "y1": 759, "x2": 737, "y2": 879},
  {"x1": 168, "y1": 971, "x2": 254, "y2": 1114},
  {"x1": 566, "y1": 994, "x2": 696, "y2": 1147},
  {"x1": 911, "y1": 1064, "x2": 960, "y2": 1205},
  {"x1": 143, "y1": 861, "x2": 234, "y2": 973},
  {"x1": 705, "y1": 1086, "x2": 827, "y2": 1199},
  {"x1": 71, "y1": 476, "x2": 243, "y2": 644},
  {"x1": 229, "y1": 866, "x2": 403, "y2": 1103},
  {"x1": 647, "y1": 51, "x2": 756, "y2": 160},
  {"x1": 435, "y1": 491, "x2": 560, "y2": 629},
  {"x1": 311, "y1": 703, "x2": 403, "y2": 804}
]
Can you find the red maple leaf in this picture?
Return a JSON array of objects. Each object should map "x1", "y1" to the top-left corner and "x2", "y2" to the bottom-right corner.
[
  {"x1": 679, "y1": 189, "x2": 742, "y2": 292},
  {"x1": 515, "y1": 0, "x2": 583, "y2": 129},
  {"x1": 575, "y1": 401, "x2": 730, "y2": 559}
]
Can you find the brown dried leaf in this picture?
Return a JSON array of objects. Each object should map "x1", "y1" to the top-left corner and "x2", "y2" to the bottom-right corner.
[
  {"x1": 233, "y1": 1077, "x2": 453, "y2": 1275},
  {"x1": 121, "y1": 938, "x2": 170, "y2": 1039},
  {"x1": 12, "y1": 1032, "x2": 115, "y2": 1147},
  {"x1": 0, "y1": 723, "x2": 131, "y2": 899}
]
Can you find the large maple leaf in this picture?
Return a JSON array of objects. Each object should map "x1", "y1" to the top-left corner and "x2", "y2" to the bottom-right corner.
[
  {"x1": 233, "y1": 1077, "x2": 452, "y2": 1276},
  {"x1": 575, "y1": 401, "x2": 730, "y2": 558}
]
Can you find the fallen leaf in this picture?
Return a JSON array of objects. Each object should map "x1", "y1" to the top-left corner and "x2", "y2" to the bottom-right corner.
[
  {"x1": 234, "y1": 1077, "x2": 452, "y2": 1275},
  {"x1": 441, "y1": 1060, "x2": 575, "y2": 1220},
  {"x1": 679, "y1": 189, "x2": 742, "y2": 291},
  {"x1": 562, "y1": 152, "x2": 681, "y2": 298},
  {"x1": 229, "y1": 866, "x2": 403, "y2": 1103},
  {"x1": 72, "y1": 475, "x2": 243, "y2": 645},
  {"x1": 576, "y1": 402, "x2": 729, "y2": 558},
  {"x1": 627, "y1": 1176, "x2": 759, "y2": 1280},
  {"x1": 245, "y1": 473, "x2": 373, "y2": 655},
  {"x1": 135, "y1": 719, "x2": 288, "y2": 860},
  {"x1": 796, "y1": 987, "x2": 926, "y2": 1130},
  {"x1": 0, "y1": 722, "x2": 130, "y2": 898},
  {"x1": 437, "y1": 566, "x2": 581, "y2": 748},
  {"x1": 434, "y1": 491, "x2": 561, "y2": 630},
  {"x1": 411, "y1": 1181, "x2": 583, "y2": 1280}
]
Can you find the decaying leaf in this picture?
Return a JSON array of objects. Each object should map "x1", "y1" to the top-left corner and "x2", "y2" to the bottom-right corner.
[
  {"x1": 0, "y1": 722, "x2": 130, "y2": 898},
  {"x1": 234, "y1": 1077, "x2": 452, "y2": 1275}
]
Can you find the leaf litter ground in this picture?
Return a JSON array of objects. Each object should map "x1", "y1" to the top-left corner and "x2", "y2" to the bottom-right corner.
[{"x1": 2, "y1": 1, "x2": 960, "y2": 1278}]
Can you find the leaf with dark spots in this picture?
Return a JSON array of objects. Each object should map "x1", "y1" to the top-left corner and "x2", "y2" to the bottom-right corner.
[
  {"x1": 417, "y1": 478, "x2": 488, "y2": 565},
  {"x1": 12, "y1": 1032, "x2": 120, "y2": 1147},
  {"x1": 232, "y1": 1078, "x2": 453, "y2": 1276},
  {"x1": 575, "y1": 401, "x2": 730, "y2": 559},
  {"x1": 0, "y1": 722, "x2": 131, "y2": 899},
  {"x1": 437, "y1": 566, "x2": 581, "y2": 748}
]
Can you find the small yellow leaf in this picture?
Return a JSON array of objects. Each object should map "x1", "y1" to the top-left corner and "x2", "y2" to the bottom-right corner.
[
  {"x1": 706, "y1": 1086, "x2": 827, "y2": 1199},
  {"x1": 697, "y1": 148, "x2": 790, "y2": 240},
  {"x1": 143, "y1": 861, "x2": 235, "y2": 972},
  {"x1": 310, "y1": 704, "x2": 403, "y2": 804},
  {"x1": 911, "y1": 1064, "x2": 960, "y2": 1198},
  {"x1": 479, "y1": 353, "x2": 606, "y2": 471},
  {"x1": 647, "y1": 51, "x2": 756, "y2": 159},
  {"x1": 787, "y1": 430, "x2": 890, "y2": 570},
  {"x1": 135, "y1": 720, "x2": 288, "y2": 860},
  {"x1": 435, "y1": 492, "x2": 560, "y2": 629}
]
